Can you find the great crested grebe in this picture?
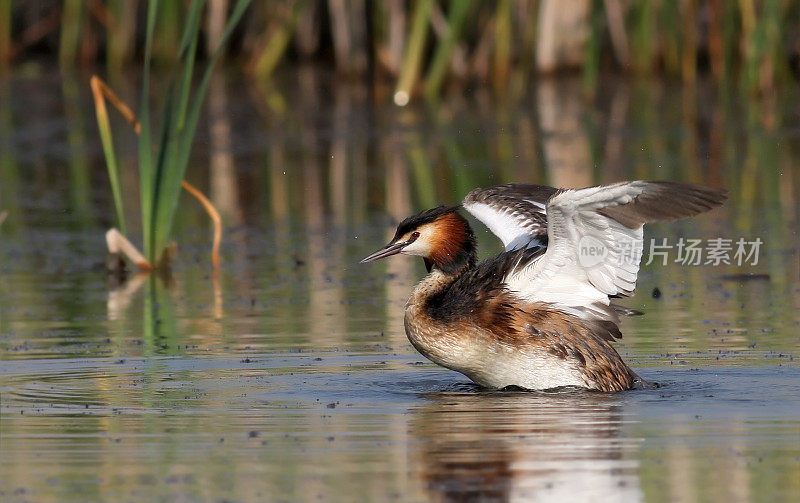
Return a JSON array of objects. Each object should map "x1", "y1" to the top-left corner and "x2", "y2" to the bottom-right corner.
[{"x1": 362, "y1": 181, "x2": 727, "y2": 392}]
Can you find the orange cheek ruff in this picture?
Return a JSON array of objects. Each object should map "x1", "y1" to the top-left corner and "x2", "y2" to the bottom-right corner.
[{"x1": 428, "y1": 213, "x2": 469, "y2": 267}]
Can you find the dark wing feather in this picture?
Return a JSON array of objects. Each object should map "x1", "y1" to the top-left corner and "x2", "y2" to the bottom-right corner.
[
  {"x1": 597, "y1": 181, "x2": 728, "y2": 228},
  {"x1": 463, "y1": 184, "x2": 559, "y2": 251}
]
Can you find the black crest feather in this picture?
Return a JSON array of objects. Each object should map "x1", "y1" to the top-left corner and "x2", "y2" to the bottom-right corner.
[{"x1": 391, "y1": 205, "x2": 462, "y2": 243}]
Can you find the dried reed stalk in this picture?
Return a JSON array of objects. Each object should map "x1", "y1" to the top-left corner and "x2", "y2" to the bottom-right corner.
[{"x1": 91, "y1": 74, "x2": 222, "y2": 273}]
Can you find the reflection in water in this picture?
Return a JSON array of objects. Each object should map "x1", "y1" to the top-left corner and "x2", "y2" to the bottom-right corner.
[
  {"x1": 61, "y1": 71, "x2": 93, "y2": 227},
  {"x1": 142, "y1": 276, "x2": 180, "y2": 356},
  {"x1": 208, "y1": 73, "x2": 243, "y2": 226},
  {"x1": 382, "y1": 112, "x2": 417, "y2": 346},
  {"x1": 0, "y1": 79, "x2": 20, "y2": 232},
  {"x1": 411, "y1": 391, "x2": 640, "y2": 502},
  {"x1": 107, "y1": 271, "x2": 149, "y2": 320},
  {"x1": 0, "y1": 67, "x2": 799, "y2": 502},
  {"x1": 600, "y1": 83, "x2": 630, "y2": 182},
  {"x1": 537, "y1": 78, "x2": 593, "y2": 188}
]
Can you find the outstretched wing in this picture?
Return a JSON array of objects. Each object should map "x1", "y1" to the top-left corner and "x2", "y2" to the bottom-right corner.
[
  {"x1": 463, "y1": 183, "x2": 559, "y2": 251},
  {"x1": 503, "y1": 181, "x2": 727, "y2": 325}
]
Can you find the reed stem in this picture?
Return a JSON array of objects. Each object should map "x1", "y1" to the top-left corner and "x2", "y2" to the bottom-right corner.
[
  {"x1": 0, "y1": 0, "x2": 11, "y2": 66},
  {"x1": 59, "y1": 0, "x2": 84, "y2": 68},
  {"x1": 91, "y1": 76, "x2": 127, "y2": 235},
  {"x1": 254, "y1": 4, "x2": 301, "y2": 80},
  {"x1": 106, "y1": 0, "x2": 138, "y2": 70},
  {"x1": 493, "y1": 0, "x2": 511, "y2": 92},
  {"x1": 394, "y1": 0, "x2": 432, "y2": 106},
  {"x1": 424, "y1": 0, "x2": 470, "y2": 99}
]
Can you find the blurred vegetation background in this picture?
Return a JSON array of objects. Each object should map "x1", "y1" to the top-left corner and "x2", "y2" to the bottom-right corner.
[
  {"x1": 0, "y1": 1, "x2": 798, "y2": 238},
  {"x1": 1, "y1": 0, "x2": 797, "y2": 259},
  {"x1": 1, "y1": 0, "x2": 799, "y2": 101}
]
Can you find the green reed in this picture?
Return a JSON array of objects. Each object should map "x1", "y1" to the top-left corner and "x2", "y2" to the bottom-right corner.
[
  {"x1": 94, "y1": 0, "x2": 250, "y2": 268},
  {"x1": 253, "y1": 1, "x2": 304, "y2": 81},
  {"x1": 143, "y1": 276, "x2": 179, "y2": 356},
  {"x1": 582, "y1": 0, "x2": 603, "y2": 92},
  {"x1": 424, "y1": 0, "x2": 471, "y2": 100},
  {"x1": 395, "y1": 0, "x2": 432, "y2": 106},
  {"x1": 58, "y1": 0, "x2": 85, "y2": 68},
  {"x1": 6, "y1": 2, "x2": 800, "y2": 100},
  {"x1": 0, "y1": 81, "x2": 19, "y2": 232},
  {"x1": 153, "y1": 0, "x2": 181, "y2": 63},
  {"x1": 0, "y1": 0, "x2": 11, "y2": 66},
  {"x1": 63, "y1": 74, "x2": 93, "y2": 226},
  {"x1": 106, "y1": 0, "x2": 138, "y2": 72}
]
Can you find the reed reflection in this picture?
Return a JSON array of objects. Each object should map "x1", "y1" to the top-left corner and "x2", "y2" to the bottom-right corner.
[
  {"x1": 2, "y1": 65, "x2": 800, "y2": 503},
  {"x1": 410, "y1": 391, "x2": 642, "y2": 503},
  {"x1": 382, "y1": 113, "x2": 417, "y2": 345},
  {"x1": 299, "y1": 67, "x2": 347, "y2": 342},
  {"x1": 61, "y1": 72, "x2": 93, "y2": 227},
  {"x1": 241, "y1": 65, "x2": 797, "y2": 360},
  {"x1": 0, "y1": 78, "x2": 19, "y2": 234},
  {"x1": 537, "y1": 77, "x2": 593, "y2": 188},
  {"x1": 209, "y1": 73, "x2": 243, "y2": 227}
]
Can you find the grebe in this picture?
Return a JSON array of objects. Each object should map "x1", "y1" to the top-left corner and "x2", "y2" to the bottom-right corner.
[{"x1": 361, "y1": 181, "x2": 727, "y2": 392}]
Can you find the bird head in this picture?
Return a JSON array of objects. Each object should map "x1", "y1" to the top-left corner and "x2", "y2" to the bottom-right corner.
[{"x1": 361, "y1": 205, "x2": 476, "y2": 273}]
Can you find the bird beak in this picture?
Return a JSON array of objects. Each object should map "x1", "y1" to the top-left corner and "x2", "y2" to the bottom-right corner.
[{"x1": 360, "y1": 240, "x2": 408, "y2": 263}]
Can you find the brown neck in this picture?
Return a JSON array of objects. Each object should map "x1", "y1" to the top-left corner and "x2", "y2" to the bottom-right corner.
[
  {"x1": 424, "y1": 249, "x2": 475, "y2": 276},
  {"x1": 425, "y1": 213, "x2": 477, "y2": 276}
]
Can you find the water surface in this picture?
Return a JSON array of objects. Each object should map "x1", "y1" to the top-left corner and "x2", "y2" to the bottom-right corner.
[{"x1": 1, "y1": 67, "x2": 799, "y2": 502}]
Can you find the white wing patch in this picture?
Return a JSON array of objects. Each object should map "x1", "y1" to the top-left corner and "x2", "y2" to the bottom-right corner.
[
  {"x1": 463, "y1": 201, "x2": 547, "y2": 251},
  {"x1": 463, "y1": 184, "x2": 556, "y2": 251},
  {"x1": 525, "y1": 199, "x2": 547, "y2": 210},
  {"x1": 465, "y1": 180, "x2": 725, "y2": 324},
  {"x1": 505, "y1": 183, "x2": 649, "y2": 320}
]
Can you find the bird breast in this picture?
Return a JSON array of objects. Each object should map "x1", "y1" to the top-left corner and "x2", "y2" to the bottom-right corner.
[{"x1": 403, "y1": 301, "x2": 591, "y2": 390}]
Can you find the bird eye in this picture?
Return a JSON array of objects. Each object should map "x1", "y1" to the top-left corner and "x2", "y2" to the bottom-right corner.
[{"x1": 410, "y1": 231, "x2": 420, "y2": 240}]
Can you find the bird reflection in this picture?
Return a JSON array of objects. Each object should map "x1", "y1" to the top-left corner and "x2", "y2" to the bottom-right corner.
[{"x1": 410, "y1": 390, "x2": 642, "y2": 502}]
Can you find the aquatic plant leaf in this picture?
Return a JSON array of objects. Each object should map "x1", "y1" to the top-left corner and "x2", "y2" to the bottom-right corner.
[
  {"x1": 175, "y1": 0, "x2": 205, "y2": 130},
  {"x1": 424, "y1": 0, "x2": 472, "y2": 100},
  {"x1": 151, "y1": 0, "x2": 252, "y2": 261},
  {"x1": 90, "y1": 76, "x2": 126, "y2": 235},
  {"x1": 395, "y1": 0, "x2": 432, "y2": 106},
  {"x1": 138, "y1": 0, "x2": 160, "y2": 262}
]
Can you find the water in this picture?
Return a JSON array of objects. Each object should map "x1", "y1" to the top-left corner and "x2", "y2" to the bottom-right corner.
[{"x1": 1, "y1": 66, "x2": 799, "y2": 502}]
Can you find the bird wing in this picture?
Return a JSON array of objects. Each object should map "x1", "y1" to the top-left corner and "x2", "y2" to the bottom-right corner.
[
  {"x1": 502, "y1": 181, "x2": 727, "y2": 326},
  {"x1": 462, "y1": 183, "x2": 559, "y2": 251}
]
